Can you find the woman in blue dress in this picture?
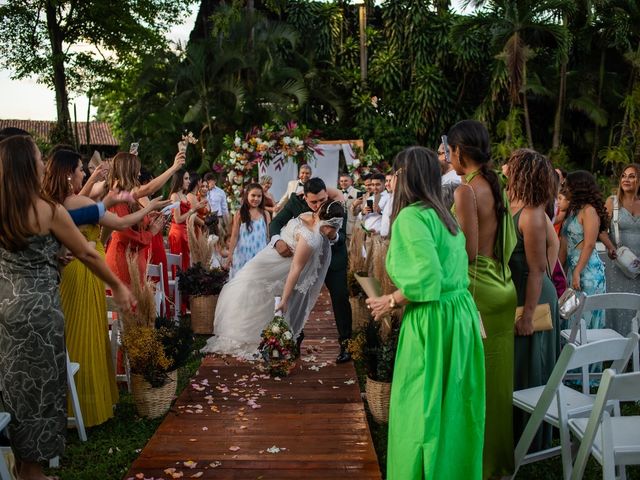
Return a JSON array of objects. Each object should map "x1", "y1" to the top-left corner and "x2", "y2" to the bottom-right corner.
[
  {"x1": 560, "y1": 171, "x2": 607, "y2": 329},
  {"x1": 227, "y1": 183, "x2": 270, "y2": 278}
]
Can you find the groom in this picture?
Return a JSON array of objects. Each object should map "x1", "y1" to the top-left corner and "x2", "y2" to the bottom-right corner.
[{"x1": 270, "y1": 177, "x2": 352, "y2": 363}]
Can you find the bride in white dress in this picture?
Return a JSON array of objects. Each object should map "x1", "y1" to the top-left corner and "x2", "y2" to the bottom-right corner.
[{"x1": 201, "y1": 201, "x2": 345, "y2": 358}]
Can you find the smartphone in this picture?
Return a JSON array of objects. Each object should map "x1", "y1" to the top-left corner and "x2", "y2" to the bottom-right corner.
[
  {"x1": 129, "y1": 142, "x2": 140, "y2": 156},
  {"x1": 366, "y1": 198, "x2": 374, "y2": 208},
  {"x1": 441, "y1": 135, "x2": 451, "y2": 164},
  {"x1": 356, "y1": 191, "x2": 364, "y2": 198}
]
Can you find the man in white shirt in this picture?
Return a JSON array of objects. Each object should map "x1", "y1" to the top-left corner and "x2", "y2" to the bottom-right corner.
[
  {"x1": 439, "y1": 142, "x2": 462, "y2": 185},
  {"x1": 380, "y1": 172, "x2": 396, "y2": 237},
  {"x1": 358, "y1": 173, "x2": 388, "y2": 233},
  {"x1": 276, "y1": 164, "x2": 313, "y2": 211},
  {"x1": 204, "y1": 172, "x2": 229, "y2": 220},
  {"x1": 338, "y1": 173, "x2": 361, "y2": 240}
]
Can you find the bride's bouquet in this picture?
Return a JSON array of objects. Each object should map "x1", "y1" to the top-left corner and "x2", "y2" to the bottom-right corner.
[{"x1": 258, "y1": 316, "x2": 296, "y2": 377}]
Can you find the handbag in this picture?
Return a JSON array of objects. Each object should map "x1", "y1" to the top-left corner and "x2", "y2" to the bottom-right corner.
[
  {"x1": 558, "y1": 287, "x2": 586, "y2": 320},
  {"x1": 514, "y1": 303, "x2": 553, "y2": 331},
  {"x1": 612, "y1": 196, "x2": 640, "y2": 279}
]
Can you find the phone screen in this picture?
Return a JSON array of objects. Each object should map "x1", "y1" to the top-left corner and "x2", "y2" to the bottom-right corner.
[
  {"x1": 366, "y1": 198, "x2": 374, "y2": 208},
  {"x1": 356, "y1": 191, "x2": 364, "y2": 198},
  {"x1": 441, "y1": 135, "x2": 450, "y2": 164}
]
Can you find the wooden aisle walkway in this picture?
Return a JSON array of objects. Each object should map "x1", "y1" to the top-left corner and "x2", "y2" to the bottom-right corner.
[{"x1": 125, "y1": 291, "x2": 381, "y2": 479}]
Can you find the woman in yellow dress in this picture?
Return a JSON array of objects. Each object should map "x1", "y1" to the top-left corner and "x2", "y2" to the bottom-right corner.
[{"x1": 43, "y1": 149, "x2": 168, "y2": 426}]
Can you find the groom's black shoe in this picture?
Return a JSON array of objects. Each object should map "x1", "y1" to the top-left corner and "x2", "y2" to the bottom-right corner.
[
  {"x1": 336, "y1": 344, "x2": 351, "y2": 364},
  {"x1": 294, "y1": 330, "x2": 305, "y2": 358}
]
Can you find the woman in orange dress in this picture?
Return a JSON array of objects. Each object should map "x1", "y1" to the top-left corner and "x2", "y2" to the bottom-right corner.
[
  {"x1": 186, "y1": 172, "x2": 209, "y2": 237},
  {"x1": 168, "y1": 170, "x2": 206, "y2": 272},
  {"x1": 104, "y1": 150, "x2": 185, "y2": 286}
]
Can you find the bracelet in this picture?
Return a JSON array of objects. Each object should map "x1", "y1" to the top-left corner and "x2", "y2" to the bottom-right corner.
[{"x1": 388, "y1": 294, "x2": 396, "y2": 309}]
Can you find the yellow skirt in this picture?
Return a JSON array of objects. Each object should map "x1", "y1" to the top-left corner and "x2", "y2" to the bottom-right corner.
[{"x1": 60, "y1": 247, "x2": 118, "y2": 427}]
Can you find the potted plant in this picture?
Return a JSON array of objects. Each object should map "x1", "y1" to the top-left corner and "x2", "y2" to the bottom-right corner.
[
  {"x1": 348, "y1": 316, "x2": 401, "y2": 424},
  {"x1": 121, "y1": 253, "x2": 194, "y2": 418},
  {"x1": 347, "y1": 270, "x2": 370, "y2": 330},
  {"x1": 178, "y1": 262, "x2": 227, "y2": 334}
]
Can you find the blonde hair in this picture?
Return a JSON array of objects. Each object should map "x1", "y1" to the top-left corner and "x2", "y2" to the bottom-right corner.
[{"x1": 106, "y1": 152, "x2": 141, "y2": 192}]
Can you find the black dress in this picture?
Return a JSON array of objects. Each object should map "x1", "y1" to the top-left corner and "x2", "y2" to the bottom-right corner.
[{"x1": 0, "y1": 234, "x2": 66, "y2": 461}]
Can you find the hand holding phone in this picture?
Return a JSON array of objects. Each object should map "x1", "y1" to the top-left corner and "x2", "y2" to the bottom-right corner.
[
  {"x1": 366, "y1": 198, "x2": 374, "y2": 209},
  {"x1": 441, "y1": 135, "x2": 451, "y2": 164}
]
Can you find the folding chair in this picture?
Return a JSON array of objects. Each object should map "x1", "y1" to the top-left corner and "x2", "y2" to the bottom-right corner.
[
  {"x1": 146, "y1": 262, "x2": 165, "y2": 317},
  {"x1": 166, "y1": 252, "x2": 182, "y2": 322},
  {"x1": 66, "y1": 351, "x2": 87, "y2": 442},
  {"x1": 569, "y1": 369, "x2": 640, "y2": 480},
  {"x1": 510, "y1": 334, "x2": 639, "y2": 479},
  {"x1": 106, "y1": 296, "x2": 130, "y2": 392},
  {"x1": 562, "y1": 293, "x2": 640, "y2": 381},
  {"x1": 0, "y1": 413, "x2": 11, "y2": 480}
]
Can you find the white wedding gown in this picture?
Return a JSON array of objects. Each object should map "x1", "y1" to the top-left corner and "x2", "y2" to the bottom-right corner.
[{"x1": 201, "y1": 213, "x2": 331, "y2": 359}]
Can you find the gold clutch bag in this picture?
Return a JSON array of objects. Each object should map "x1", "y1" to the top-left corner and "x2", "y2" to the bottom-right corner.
[{"x1": 514, "y1": 303, "x2": 553, "y2": 332}]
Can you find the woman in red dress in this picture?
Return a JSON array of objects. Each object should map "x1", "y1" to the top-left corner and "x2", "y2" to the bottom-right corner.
[
  {"x1": 168, "y1": 170, "x2": 206, "y2": 272},
  {"x1": 104, "y1": 150, "x2": 185, "y2": 286}
]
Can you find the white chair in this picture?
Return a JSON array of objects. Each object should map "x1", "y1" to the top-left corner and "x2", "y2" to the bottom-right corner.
[
  {"x1": 0, "y1": 413, "x2": 12, "y2": 480},
  {"x1": 66, "y1": 352, "x2": 87, "y2": 442},
  {"x1": 510, "y1": 334, "x2": 639, "y2": 479},
  {"x1": 106, "y1": 296, "x2": 130, "y2": 392},
  {"x1": 569, "y1": 369, "x2": 640, "y2": 480},
  {"x1": 146, "y1": 262, "x2": 165, "y2": 317},
  {"x1": 562, "y1": 293, "x2": 640, "y2": 385},
  {"x1": 166, "y1": 252, "x2": 183, "y2": 321}
]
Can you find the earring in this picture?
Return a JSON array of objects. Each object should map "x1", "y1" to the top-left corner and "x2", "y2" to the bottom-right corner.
[{"x1": 67, "y1": 176, "x2": 74, "y2": 191}]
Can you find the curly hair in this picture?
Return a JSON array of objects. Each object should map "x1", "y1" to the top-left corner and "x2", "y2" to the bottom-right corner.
[
  {"x1": 562, "y1": 170, "x2": 609, "y2": 233},
  {"x1": 506, "y1": 149, "x2": 556, "y2": 208}
]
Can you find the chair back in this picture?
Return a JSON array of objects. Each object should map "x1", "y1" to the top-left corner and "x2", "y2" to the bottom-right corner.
[
  {"x1": 566, "y1": 334, "x2": 639, "y2": 373},
  {"x1": 166, "y1": 252, "x2": 182, "y2": 278}
]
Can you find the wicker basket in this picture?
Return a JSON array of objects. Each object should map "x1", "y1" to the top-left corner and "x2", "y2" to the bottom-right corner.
[
  {"x1": 190, "y1": 294, "x2": 217, "y2": 334},
  {"x1": 350, "y1": 296, "x2": 370, "y2": 330},
  {"x1": 366, "y1": 376, "x2": 391, "y2": 424},
  {"x1": 131, "y1": 370, "x2": 177, "y2": 419}
]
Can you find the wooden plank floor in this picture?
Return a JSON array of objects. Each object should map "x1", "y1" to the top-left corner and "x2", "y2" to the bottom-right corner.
[{"x1": 125, "y1": 290, "x2": 382, "y2": 479}]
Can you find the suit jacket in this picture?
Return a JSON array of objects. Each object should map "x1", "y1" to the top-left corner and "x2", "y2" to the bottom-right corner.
[
  {"x1": 276, "y1": 180, "x2": 304, "y2": 208},
  {"x1": 270, "y1": 193, "x2": 348, "y2": 272}
]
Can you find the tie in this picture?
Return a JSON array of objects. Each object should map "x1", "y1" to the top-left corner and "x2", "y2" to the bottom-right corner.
[
  {"x1": 298, "y1": 182, "x2": 304, "y2": 187},
  {"x1": 342, "y1": 190, "x2": 348, "y2": 194}
]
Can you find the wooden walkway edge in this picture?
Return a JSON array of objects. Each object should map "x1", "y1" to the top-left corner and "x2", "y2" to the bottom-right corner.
[{"x1": 125, "y1": 291, "x2": 382, "y2": 479}]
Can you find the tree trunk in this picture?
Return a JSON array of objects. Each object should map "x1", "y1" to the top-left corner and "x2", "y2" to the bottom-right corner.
[
  {"x1": 591, "y1": 48, "x2": 606, "y2": 171},
  {"x1": 46, "y1": 0, "x2": 72, "y2": 144},
  {"x1": 522, "y1": 62, "x2": 533, "y2": 148},
  {"x1": 552, "y1": 59, "x2": 567, "y2": 151}
]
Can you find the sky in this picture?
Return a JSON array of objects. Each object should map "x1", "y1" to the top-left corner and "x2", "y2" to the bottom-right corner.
[{"x1": 0, "y1": 1, "x2": 472, "y2": 121}]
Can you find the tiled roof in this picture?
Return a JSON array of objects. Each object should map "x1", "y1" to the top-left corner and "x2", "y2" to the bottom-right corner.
[{"x1": 0, "y1": 119, "x2": 119, "y2": 146}]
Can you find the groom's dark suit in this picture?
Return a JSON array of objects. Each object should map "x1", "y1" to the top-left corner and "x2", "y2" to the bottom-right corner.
[{"x1": 270, "y1": 193, "x2": 352, "y2": 345}]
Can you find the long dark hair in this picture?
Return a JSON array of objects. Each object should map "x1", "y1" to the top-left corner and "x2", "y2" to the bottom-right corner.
[
  {"x1": 168, "y1": 169, "x2": 187, "y2": 196},
  {"x1": 0, "y1": 136, "x2": 55, "y2": 251},
  {"x1": 447, "y1": 120, "x2": 505, "y2": 221},
  {"x1": 563, "y1": 170, "x2": 609, "y2": 233},
  {"x1": 42, "y1": 149, "x2": 82, "y2": 204},
  {"x1": 187, "y1": 172, "x2": 201, "y2": 194},
  {"x1": 239, "y1": 183, "x2": 265, "y2": 232},
  {"x1": 390, "y1": 146, "x2": 458, "y2": 235}
]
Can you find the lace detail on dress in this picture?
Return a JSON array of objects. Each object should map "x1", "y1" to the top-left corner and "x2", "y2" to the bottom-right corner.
[{"x1": 279, "y1": 214, "x2": 325, "y2": 294}]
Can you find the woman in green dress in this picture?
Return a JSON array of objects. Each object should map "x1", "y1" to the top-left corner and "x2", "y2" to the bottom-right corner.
[
  {"x1": 367, "y1": 146, "x2": 485, "y2": 480},
  {"x1": 506, "y1": 149, "x2": 560, "y2": 451},
  {"x1": 448, "y1": 120, "x2": 517, "y2": 479}
]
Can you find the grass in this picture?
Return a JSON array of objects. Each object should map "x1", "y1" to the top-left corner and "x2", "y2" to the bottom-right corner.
[
  {"x1": 44, "y1": 335, "x2": 207, "y2": 480},
  {"x1": 354, "y1": 361, "x2": 640, "y2": 479}
]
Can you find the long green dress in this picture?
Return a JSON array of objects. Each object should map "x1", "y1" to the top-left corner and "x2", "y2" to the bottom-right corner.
[
  {"x1": 386, "y1": 205, "x2": 485, "y2": 480},
  {"x1": 510, "y1": 209, "x2": 560, "y2": 451},
  {"x1": 457, "y1": 172, "x2": 518, "y2": 479}
]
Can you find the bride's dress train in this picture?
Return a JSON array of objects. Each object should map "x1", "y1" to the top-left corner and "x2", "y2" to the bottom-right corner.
[{"x1": 201, "y1": 214, "x2": 331, "y2": 359}]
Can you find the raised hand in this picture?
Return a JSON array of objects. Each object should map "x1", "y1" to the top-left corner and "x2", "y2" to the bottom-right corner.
[
  {"x1": 148, "y1": 196, "x2": 172, "y2": 211},
  {"x1": 103, "y1": 190, "x2": 135, "y2": 209},
  {"x1": 173, "y1": 151, "x2": 186, "y2": 170}
]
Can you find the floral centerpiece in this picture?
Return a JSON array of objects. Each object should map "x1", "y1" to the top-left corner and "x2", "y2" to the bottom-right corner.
[
  {"x1": 258, "y1": 316, "x2": 296, "y2": 377},
  {"x1": 348, "y1": 142, "x2": 391, "y2": 186},
  {"x1": 218, "y1": 121, "x2": 322, "y2": 211}
]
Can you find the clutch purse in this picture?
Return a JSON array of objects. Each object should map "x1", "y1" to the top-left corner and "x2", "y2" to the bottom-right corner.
[
  {"x1": 558, "y1": 288, "x2": 586, "y2": 320},
  {"x1": 514, "y1": 303, "x2": 553, "y2": 332},
  {"x1": 615, "y1": 246, "x2": 640, "y2": 279}
]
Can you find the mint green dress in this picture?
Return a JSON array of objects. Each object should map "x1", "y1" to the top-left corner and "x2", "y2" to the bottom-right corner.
[
  {"x1": 386, "y1": 205, "x2": 485, "y2": 480},
  {"x1": 458, "y1": 172, "x2": 517, "y2": 479}
]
